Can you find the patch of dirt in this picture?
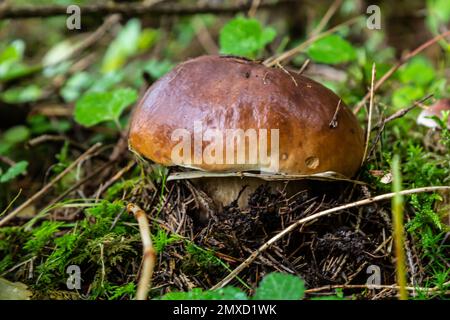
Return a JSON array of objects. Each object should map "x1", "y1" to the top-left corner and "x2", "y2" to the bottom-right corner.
[{"x1": 149, "y1": 177, "x2": 396, "y2": 297}]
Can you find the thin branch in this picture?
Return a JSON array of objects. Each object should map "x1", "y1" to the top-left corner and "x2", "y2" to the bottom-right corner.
[
  {"x1": 310, "y1": 0, "x2": 342, "y2": 37},
  {"x1": 0, "y1": 143, "x2": 102, "y2": 227},
  {"x1": 127, "y1": 203, "x2": 156, "y2": 301},
  {"x1": 371, "y1": 94, "x2": 433, "y2": 131},
  {"x1": 329, "y1": 99, "x2": 342, "y2": 128},
  {"x1": 211, "y1": 185, "x2": 450, "y2": 289},
  {"x1": 353, "y1": 30, "x2": 450, "y2": 114},
  {"x1": 247, "y1": 0, "x2": 262, "y2": 18},
  {"x1": 305, "y1": 282, "x2": 450, "y2": 295},
  {"x1": 362, "y1": 63, "x2": 376, "y2": 165},
  {"x1": 0, "y1": 0, "x2": 295, "y2": 19}
]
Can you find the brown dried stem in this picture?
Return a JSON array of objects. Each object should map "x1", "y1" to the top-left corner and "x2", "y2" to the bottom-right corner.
[
  {"x1": 0, "y1": 0, "x2": 294, "y2": 19},
  {"x1": 127, "y1": 203, "x2": 156, "y2": 300}
]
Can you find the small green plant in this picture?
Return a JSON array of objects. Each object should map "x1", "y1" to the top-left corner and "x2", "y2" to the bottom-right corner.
[
  {"x1": 152, "y1": 227, "x2": 181, "y2": 254},
  {"x1": 307, "y1": 34, "x2": 357, "y2": 64},
  {"x1": 219, "y1": 16, "x2": 276, "y2": 59},
  {"x1": 0, "y1": 161, "x2": 28, "y2": 183},
  {"x1": 160, "y1": 272, "x2": 306, "y2": 300},
  {"x1": 74, "y1": 87, "x2": 138, "y2": 128}
]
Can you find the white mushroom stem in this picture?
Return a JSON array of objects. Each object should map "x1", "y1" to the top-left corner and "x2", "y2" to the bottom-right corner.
[
  {"x1": 193, "y1": 177, "x2": 308, "y2": 210},
  {"x1": 127, "y1": 203, "x2": 156, "y2": 300}
]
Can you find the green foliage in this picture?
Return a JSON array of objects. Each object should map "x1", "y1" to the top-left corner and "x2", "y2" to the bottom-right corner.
[
  {"x1": 402, "y1": 143, "x2": 448, "y2": 187},
  {"x1": 391, "y1": 56, "x2": 437, "y2": 109},
  {"x1": 74, "y1": 88, "x2": 138, "y2": 127},
  {"x1": 398, "y1": 57, "x2": 436, "y2": 86},
  {"x1": 27, "y1": 115, "x2": 71, "y2": 135},
  {"x1": 60, "y1": 72, "x2": 94, "y2": 102},
  {"x1": 307, "y1": 34, "x2": 357, "y2": 64},
  {"x1": 160, "y1": 272, "x2": 305, "y2": 300},
  {"x1": 24, "y1": 221, "x2": 65, "y2": 254},
  {"x1": 426, "y1": 0, "x2": 450, "y2": 35},
  {"x1": 104, "y1": 282, "x2": 136, "y2": 300},
  {"x1": 152, "y1": 227, "x2": 181, "y2": 254},
  {"x1": 219, "y1": 16, "x2": 276, "y2": 59},
  {"x1": 143, "y1": 59, "x2": 174, "y2": 80},
  {"x1": 253, "y1": 272, "x2": 305, "y2": 300},
  {"x1": 102, "y1": 19, "x2": 158, "y2": 73},
  {"x1": 0, "y1": 40, "x2": 39, "y2": 82},
  {"x1": 105, "y1": 177, "x2": 139, "y2": 200},
  {"x1": 184, "y1": 242, "x2": 222, "y2": 271},
  {"x1": 407, "y1": 194, "x2": 443, "y2": 232},
  {"x1": 0, "y1": 199, "x2": 140, "y2": 300},
  {"x1": 160, "y1": 287, "x2": 248, "y2": 300},
  {"x1": 1, "y1": 85, "x2": 42, "y2": 104},
  {"x1": 0, "y1": 125, "x2": 30, "y2": 155},
  {"x1": 0, "y1": 161, "x2": 28, "y2": 183},
  {"x1": 392, "y1": 85, "x2": 425, "y2": 109},
  {"x1": 311, "y1": 288, "x2": 345, "y2": 300}
]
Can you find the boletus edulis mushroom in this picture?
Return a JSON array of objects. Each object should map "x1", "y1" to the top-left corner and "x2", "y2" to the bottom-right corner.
[{"x1": 129, "y1": 55, "x2": 365, "y2": 211}]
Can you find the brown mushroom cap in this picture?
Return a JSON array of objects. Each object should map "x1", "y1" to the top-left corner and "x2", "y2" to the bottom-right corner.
[{"x1": 129, "y1": 55, "x2": 365, "y2": 177}]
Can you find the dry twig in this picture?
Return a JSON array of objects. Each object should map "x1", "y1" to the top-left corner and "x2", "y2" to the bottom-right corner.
[
  {"x1": 127, "y1": 203, "x2": 156, "y2": 300},
  {"x1": 305, "y1": 282, "x2": 450, "y2": 295},
  {"x1": 309, "y1": 0, "x2": 343, "y2": 37},
  {"x1": 0, "y1": 0, "x2": 294, "y2": 19}
]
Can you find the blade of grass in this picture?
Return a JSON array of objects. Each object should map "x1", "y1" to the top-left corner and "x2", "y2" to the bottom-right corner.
[{"x1": 391, "y1": 155, "x2": 408, "y2": 300}]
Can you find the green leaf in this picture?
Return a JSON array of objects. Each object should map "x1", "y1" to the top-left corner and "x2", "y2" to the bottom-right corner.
[
  {"x1": 27, "y1": 115, "x2": 71, "y2": 135},
  {"x1": 143, "y1": 59, "x2": 174, "y2": 80},
  {"x1": 392, "y1": 85, "x2": 424, "y2": 109},
  {"x1": 0, "y1": 125, "x2": 31, "y2": 155},
  {"x1": 0, "y1": 40, "x2": 24, "y2": 65},
  {"x1": 74, "y1": 88, "x2": 138, "y2": 127},
  {"x1": 60, "y1": 71, "x2": 94, "y2": 102},
  {"x1": 307, "y1": 34, "x2": 356, "y2": 64},
  {"x1": 397, "y1": 56, "x2": 436, "y2": 86},
  {"x1": 160, "y1": 287, "x2": 248, "y2": 300},
  {"x1": 137, "y1": 28, "x2": 159, "y2": 51},
  {"x1": 0, "y1": 161, "x2": 28, "y2": 183},
  {"x1": 253, "y1": 272, "x2": 305, "y2": 300},
  {"x1": 1, "y1": 85, "x2": 42, "y2": 103},
  {"x1": 426, "y1": 0, "x2": 450, "y2": 34},
  {"x1": 219, "y1": 17, "x2": 276, "y2": 59},
  {"x1": 102, "y1": 19, "x2": 142, "y2": 73},
  {"x1": 1, "y1": 126, "x2": 30, "y2": 145}
]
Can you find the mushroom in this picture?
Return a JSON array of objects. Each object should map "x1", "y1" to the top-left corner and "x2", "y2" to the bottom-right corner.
[
  {"x1": 129, "y1": 55, "x2": 365, "y2": 210},
  {"x1": 417, "y1": 98, "x2": 450, "y2": 129}
]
